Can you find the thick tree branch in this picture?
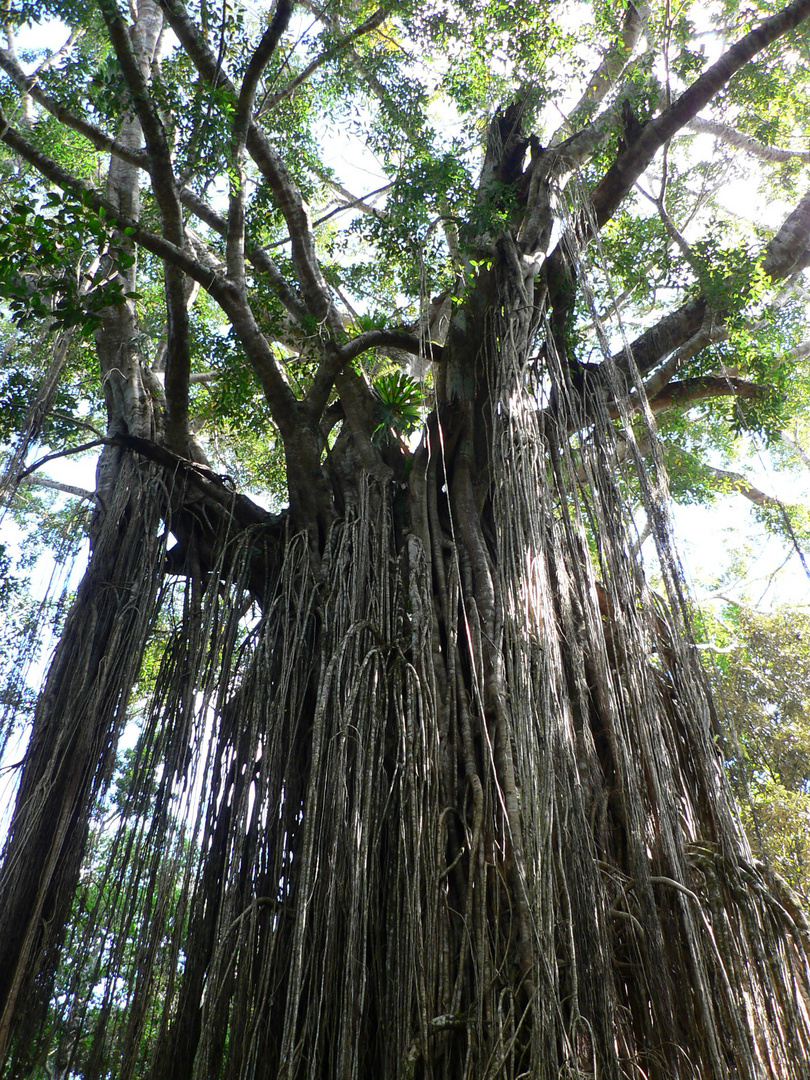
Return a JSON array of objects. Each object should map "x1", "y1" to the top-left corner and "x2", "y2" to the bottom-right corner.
[
  {"x1": 648, "y1": 375, "x2": 766, "y2": 412},
  {"x1": 100, "y1": 0, "x2": 192, "y2": 452},
  {"x1": 614, "y1": 298, "x2": 708, "y2": 377},
  {"x1": 99, "y1": 2, "x2": 180, "y2": 238},
  {"x1": 301, "y1": 326, "x2": 441, "y2": 421},
  {"x1": 784, "y1": 339, "x2": 810, "y2": 364},
  {"x1": 14, "y1": 432, "x2": 276, "y2": 523},
  {"x1": 762, "y1": 189, "x2": 810, "y2": 278},
  {"x1": 117, "y1": 434, "x2": 275, "y2": 526},
  {"x1": 228, "y1": 0, "x2": 292, "y2": 284},
  {"x1": 550, "y1": 96, "x2": 630, "y2": 173},
  {"x1": 638, "y1": 326, "x2": 718, "y2": 399},
  {"x1": 590, "y1": 0, "x2": 810, "y2": 230},
  {"x1": 338, "y1": 329, "x2": 443, "y2": 366}
]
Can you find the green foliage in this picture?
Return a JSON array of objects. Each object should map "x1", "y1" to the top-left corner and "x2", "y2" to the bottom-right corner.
[
  {"x1": 0, "y1": 0, "x2": 804, "y2": 547},
  {"x1": 690, "y1": 234, "x2": 769, "y2": 315},
  {"x1": 0, "y1": 188, "x2": 137, "y2": 333},
  {"x1": 706, "y1": 604, "x2": 810, "y2": 894}
]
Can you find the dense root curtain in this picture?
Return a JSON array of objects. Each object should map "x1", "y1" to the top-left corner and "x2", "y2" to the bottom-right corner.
[{"x1": 2, "y1": 217, "x2": 810, "y2": 1080}]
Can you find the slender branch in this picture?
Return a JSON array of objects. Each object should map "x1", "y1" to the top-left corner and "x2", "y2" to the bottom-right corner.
[
  {"x1": 265, "y1": 180, "x2": 392, "y2": 248},
  {"x1": 590, "y1": 0, "x2": 810, "y2": 229},
  {"x1": 635, "y1": 175, "x2": 700, "y2": 274},
  {"x1": 258, "y1": 4, "x2": 392, "y2": 114},
  {"x1": 160, "y1": 0, "x2": 340, "y2": 333},
  {"x1": 0, "y1": 111, "x2": 210, "y2": 284},
  {"x1": 699, "y1": 462, "x2": 785, "y2": 509},
  {"x1": 613, "y1": 188, "x2": 810, "y2": 389},
  {"x1": 30, "y1": 28, "x2": 85, "y2": 76},
  {"x1": 688, "y1": 115, "x2": 810, "y2": 163},
  {"x1": 0, "y1": 47, "x2": 150, "y2": 170},
  {"x1": 17, "y1": 475, "x2": 96, "y2": 502},
  {"x1": 304, "y1": 0, "x2": 467, "y2": 272},
  {"x1": 1, "y1": 25, "x2": 85, "y2": 125},
  {"x1": 236, "y1": 0, "x2": 293, "y2": 143},
  {"x1": 178, "y1": 186, "x2": 310, "y2": 322},
  {"x1": 0, "y1": 43, "x2": 310, "y2": 327},
  {"x1": 16, "y1": 440, "x2": 108, "y2": 481},
  {"x1": 780, "y1": 430, "x2": 810, "y2": 469}
]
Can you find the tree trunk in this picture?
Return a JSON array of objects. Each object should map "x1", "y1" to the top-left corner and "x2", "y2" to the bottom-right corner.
[{"x1": 0, "y1": 454, "x2": 166, "y2": 1061}]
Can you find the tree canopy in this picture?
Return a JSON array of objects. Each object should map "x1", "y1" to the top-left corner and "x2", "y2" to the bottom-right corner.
[{"x1": 1, "y1": 1, "x2": 810, "y2": 1077}]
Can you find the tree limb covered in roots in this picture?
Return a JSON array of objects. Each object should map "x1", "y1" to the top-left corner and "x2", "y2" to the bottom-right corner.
[{"x1": 0, "y1": 2, "x2": 810, "y2": 1078}]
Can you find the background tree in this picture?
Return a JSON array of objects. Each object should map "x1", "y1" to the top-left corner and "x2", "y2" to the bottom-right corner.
[
  {"x1": 1, "y1": 0, "x2": 810, "y2": 1077},
  {"x1": 702, "y1": 602, "x2": 810, "y2": 894}
]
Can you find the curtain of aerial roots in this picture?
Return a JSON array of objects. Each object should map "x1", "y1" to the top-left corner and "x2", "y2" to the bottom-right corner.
[{"x1": 13, "y1": 281, "x2": 810, "y2": 1078}]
